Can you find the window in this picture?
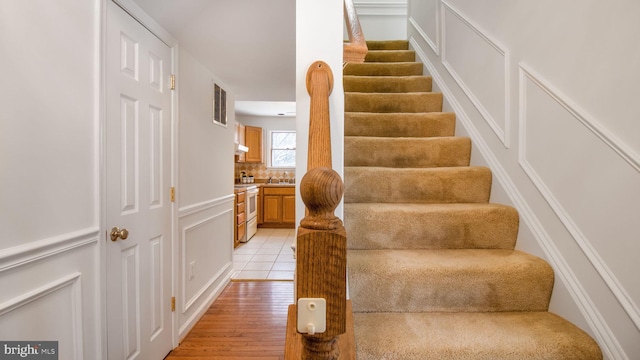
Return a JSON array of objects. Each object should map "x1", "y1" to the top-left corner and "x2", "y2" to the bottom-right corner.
[{"x1": 270, "y1": 131, "x2": 296, "y2": 168}]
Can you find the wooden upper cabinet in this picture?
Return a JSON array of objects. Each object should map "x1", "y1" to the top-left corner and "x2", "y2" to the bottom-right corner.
[
  {"x1": 235, "y1": 123, "x2": 246, "y2": 163},
  {"x1": 244, "y1": 126, "x2": 263, "y2": 163}
]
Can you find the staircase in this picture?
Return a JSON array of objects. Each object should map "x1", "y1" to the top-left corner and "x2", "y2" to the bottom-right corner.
[{"x1": 343, "y1": 40, "x2": 602, "y2": 359}]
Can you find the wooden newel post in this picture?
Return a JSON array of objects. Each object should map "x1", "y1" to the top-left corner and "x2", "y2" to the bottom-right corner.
[
  {"x1": 296, "y1": 61, "x2": 347, "y2": 360},
  {"x1": 297, "y1": 168, "x2": 346, "y2": 359}
]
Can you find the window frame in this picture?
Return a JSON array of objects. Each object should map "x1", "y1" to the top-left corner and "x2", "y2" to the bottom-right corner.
[{"x1": 268, "y1": 130, "x2": 296, "y2": 169}]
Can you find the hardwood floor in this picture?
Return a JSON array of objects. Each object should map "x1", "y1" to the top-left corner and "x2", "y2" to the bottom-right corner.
[{"x1": 166, "y1": 281, "x2": 294, "y2": 360}]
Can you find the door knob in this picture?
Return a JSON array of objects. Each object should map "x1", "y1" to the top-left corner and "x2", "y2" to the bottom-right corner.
[{"x1": 110, "y1": 227, "x2": 129, "y2": 242}]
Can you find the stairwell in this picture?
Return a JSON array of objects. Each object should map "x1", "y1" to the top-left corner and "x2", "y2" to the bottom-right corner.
[{"x1": 343, "y1": 40, "x2": 603, "y2": 359}]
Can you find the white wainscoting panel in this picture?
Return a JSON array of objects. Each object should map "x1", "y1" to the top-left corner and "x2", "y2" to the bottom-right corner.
[
  {"x1": 0, "y1": 273, "x2": 83, "y2": 360},
  {"x1": 409, "y1": 37, "x2": 628, "y2": 359},
  {"x1": 181, "y1": 208, "x2": 232, "y2": 313},
  {"x1": 441, "y1": 0, "x2": 510, "y2": 147},
  {"x1": 519, "y1": 64, "x2": 640, "y2": 332},
  {"x1": 177, "y1": 195, "x2": 234, "y2": 338},
  {"x1": 408, "y1": 0, "x2": 439, "y2": 54}
]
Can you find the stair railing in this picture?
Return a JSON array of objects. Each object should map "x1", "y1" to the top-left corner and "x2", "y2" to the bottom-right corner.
[
  {"x1": 295, "y1": 61, "x2": 348, "y2": 359},
  {"x1": 343, "y1": 0, "x2": 368, "y2": 63}
]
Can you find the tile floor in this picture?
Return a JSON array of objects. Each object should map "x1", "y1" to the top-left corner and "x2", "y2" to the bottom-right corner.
[{"x1": 232, "y1": 228, "x2": 296, "y2": 280}]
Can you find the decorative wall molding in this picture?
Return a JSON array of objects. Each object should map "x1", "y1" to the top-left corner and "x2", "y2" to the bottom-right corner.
[
  {"x1": 353, "y1": 1, "x2": 407, "y2": 16},
  {"x1": 180, "y1": 209, "x2": 233, "y2": 313},
  {"x1": 520, "y1": 68, "x2": 639, "y2": 173},
  {"x1": 409, "y1": 37, "x2": 628, "y2": 360},
  {"x1": 440, "y1": 0, "x2": 510, "y2": 148},
  {"x1": 178, "y1": 268, "x2": 233, "y2": 339},
  {"x1": 409, "y1": 16, "x2": 439, "y2": 55},
  {"x1": 519, "y1": 64, "x2": 640, "y2": 334},
  {"x1": 0, "y1": 272, "x2": 84, "y2": 359},
  {"x1": 0, "y1": 228, "x2": 99, "y2": 272},
  {"x1": 178, "y1": 194, "x2": 234, "y2": 218},
  {"x1": 182, "y1": 262, "x2": 232, "y2": 314}
]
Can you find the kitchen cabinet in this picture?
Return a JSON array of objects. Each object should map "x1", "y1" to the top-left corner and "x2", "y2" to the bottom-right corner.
[
  {"x1": 235, "y1": 123, "x2": 246, "y2": 163},
  {"x1": 261, "y1": 186, "x2": 295, "y2": 228},
  {"x1": 257, "y1": 186, "x2": 264, "y2": 225},
  {"x1": 282, "y1": 195, "x2": 296, "y2": 223},
  {"x1": 234, "y1": 190, "x2": 246, "y2": 247},
  {"x1": 244, "y1": 126, "x2": 262, "y2": 163},
  {"x1": 235, "y1": 124, "x2": 262, "y2": 163}
]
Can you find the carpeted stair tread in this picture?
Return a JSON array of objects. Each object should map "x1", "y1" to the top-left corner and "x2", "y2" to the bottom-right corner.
[
  {"x1": 365, "y1": 49, "x2": 416, "y2": 62},
  {"x1": 344, "y1": 62, "x2": 424, "y2": 76},
  {"x1": 366, "y1": 40, "x2": 409, "y2": 50},
  {"x1": 348, "y1": 249, "x2": 553, "y2": 313},
  {"x1": 343, "y1": 75, "x2": 432, "y2": 93},
  {"x1": 353, "y1": 312, "x2": 603, "y2": 360},
  {"x1": 344, "y1": 112, "x2": 456, "y2": 137},
  {"x1": 344, "y1": 166, "x2": 492, "y2": 204},
  {"x1": 345, "y1": 92, "x2": 443, "y2": 113},
  {"x1": 345, "y1": 136, "x2": 471, "y2": 168},
  {"x1": 343, "y1": 39, "x2": 602, "y2": 358},
  {"x1": 345, "y1": 203, "x2": 519, "y2": 250}
]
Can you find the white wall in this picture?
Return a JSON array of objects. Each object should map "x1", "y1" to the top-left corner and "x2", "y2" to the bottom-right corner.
[
  {"x1": 352, "y1": 0, "x2": 408, "y2": 40},
  {"x1": 296, "y1": 0, "x2": 345, "y2": 225},
  {"x1": 407, "y1": 0, "x2": 639, "y2": 358},
  {"x1": 176, "y1": 48, "x2": 235, "y2": 339},
  {"x1": 0, "y1": 0, "x2": 102, "y2": 358},
  {"x1": 0, "y1": 0, "x2": 239, "y2": 356}
]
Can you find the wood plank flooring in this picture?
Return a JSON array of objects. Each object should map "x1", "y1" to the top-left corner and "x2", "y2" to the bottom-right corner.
[{"x1": 166, "y1": 280, "x2": 294, "y2": 360}]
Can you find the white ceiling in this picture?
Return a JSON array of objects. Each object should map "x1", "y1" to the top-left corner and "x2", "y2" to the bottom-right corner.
[{"x1": 130, "y1": 0, "x2": 296, "y2": 117}]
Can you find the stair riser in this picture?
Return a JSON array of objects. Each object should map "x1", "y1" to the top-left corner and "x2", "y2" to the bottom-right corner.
[
  {"x1": 366, "y1": 40, "x2": 409, "y2": 50},
  {"x1": 345, "y1": 203, "x2": 519, "y2": 250},
  {"x1": 345, "y1": 137, "x2": 471, "y2": 168},
  {"x1": 344, "y1": 76, "x2": 432, "y2": 93},
  {"x1": 344, "y1": 167, "x2": 492, "y2": 204},
  {"x1": 354, "y1": 312, "x2": 603, "y2": 360},
  {"x1": 344, "y1": 112, "x2": 456, "y2": 137},
  {"x1": 348, "y1": 250, "x2": 554, "y2": 313},
  {"x1": 344, "y1": 62, "x2": 424, "y2": 76},
  {"x1": 365, "y1": 50, "x2": 416, "y2": 62},
  {"x1": 345, "y1": 93, "x2": 443, "y2": 113}
]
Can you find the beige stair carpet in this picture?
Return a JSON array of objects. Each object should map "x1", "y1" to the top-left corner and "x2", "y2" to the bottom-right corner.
[{"x1": 343, "y1": 40, "x2": 602, "y2": 359}]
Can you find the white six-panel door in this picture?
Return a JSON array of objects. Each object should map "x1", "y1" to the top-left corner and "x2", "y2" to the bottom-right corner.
[{"x1": 106, "y1": 2, "x2": 173, "y2": 359}]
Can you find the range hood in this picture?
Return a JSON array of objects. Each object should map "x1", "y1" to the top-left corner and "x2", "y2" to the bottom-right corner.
[{"x1": 235, "y1": 142, "x2": 249, "y2": 154}]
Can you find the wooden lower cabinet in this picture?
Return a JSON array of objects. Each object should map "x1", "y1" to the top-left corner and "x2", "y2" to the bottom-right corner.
[
  {"x1": 261, "y1": 186, "x2": 295, "y2": 228},
  {"x1": 264, "y1": 195, "x2": 282, "y2": 223},
  {"x1": 234, "y1": 190, "x2": 246, "y2": 247},
  {"x1": 282, "y1": 195, "x2": 296, "y2": 223}
]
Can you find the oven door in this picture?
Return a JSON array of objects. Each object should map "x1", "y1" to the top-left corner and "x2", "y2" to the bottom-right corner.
[
  {"x1": 246, "y1": 188, "x2": 258, "y2": 222},
  {"x1": 246, "y1": 188, "x2": 259, "y2": 240}
]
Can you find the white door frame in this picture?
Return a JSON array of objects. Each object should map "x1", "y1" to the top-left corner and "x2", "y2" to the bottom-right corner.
[{"x1": 100, "y1": 0, "x2": 180, "y2": 357}]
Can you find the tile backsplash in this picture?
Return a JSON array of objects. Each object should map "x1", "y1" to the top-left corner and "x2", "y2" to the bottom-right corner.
[{"x1": 235, "y1": 163, "x2": 295, "y2": 183}]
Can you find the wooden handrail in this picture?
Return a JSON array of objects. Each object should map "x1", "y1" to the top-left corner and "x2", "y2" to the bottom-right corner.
[
  {"x1": 284, "y1": 61, "x2": 351, "y2": 360},
  {"x1": 343, "y1": 0, "x2": 368, "y2": 63}
]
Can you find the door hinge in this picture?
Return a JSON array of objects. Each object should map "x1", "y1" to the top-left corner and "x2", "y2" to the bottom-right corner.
[
  {"x1": 170, "y1": 187, "x2": 175, "y2": 202},
  {"x1": 170, "y1": 74, "x2": 175, "y2": 90},
  {"x1": 171, "y1": 296, "x2": 176, "y2": 312}
]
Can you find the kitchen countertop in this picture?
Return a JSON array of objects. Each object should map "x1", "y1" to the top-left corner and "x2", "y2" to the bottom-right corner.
[
  {"x1": 261, "y1": 183, "x2": 295, "y2": 187},
  {"x1": 234, "y1": 183, "x2": 295, "y2": 189}
]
